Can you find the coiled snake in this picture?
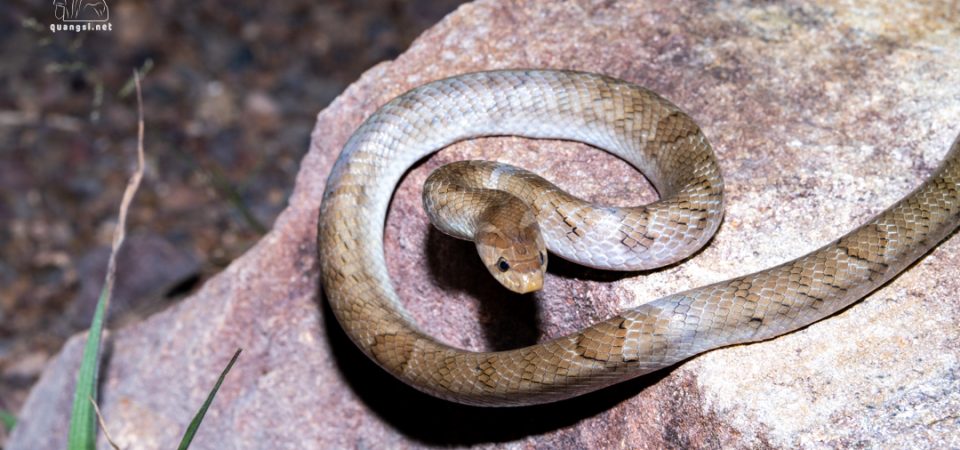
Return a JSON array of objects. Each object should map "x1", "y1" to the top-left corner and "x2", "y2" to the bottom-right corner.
[{"x1": 317, "y1": 70, "x2": 960, "y2": 406}]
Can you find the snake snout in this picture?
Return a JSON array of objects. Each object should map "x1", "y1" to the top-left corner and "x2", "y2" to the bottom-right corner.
[
  {"x1": 491, "y1": 261, "x2": 543, "y2": 294},
  {"x1": 474, "y1": 224, "x2": 547, "y2": 294},
  {"x1": 514, "y1": 272, "x2": 544, "y2": 294}
]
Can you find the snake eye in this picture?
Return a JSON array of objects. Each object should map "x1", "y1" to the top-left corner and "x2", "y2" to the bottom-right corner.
[
  {"x1": 497, "y1": 257, "x2": 510, "y2": 272},
  {"x1": 538, "y1": 251, "x2": 545, "y2": 265}
]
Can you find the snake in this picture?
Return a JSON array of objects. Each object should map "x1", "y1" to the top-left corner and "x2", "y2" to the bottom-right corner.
[{"x1": 317, "y1": 69, "x2": 960, "y2": 407}]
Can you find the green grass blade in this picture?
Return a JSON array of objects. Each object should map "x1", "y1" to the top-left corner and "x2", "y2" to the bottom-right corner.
[
  {"x1": 177, "y1": 349, "x2": 242, "y2": 450},
  {"x1": 65, "y1": 68, "x2": 147, "y2": 450},
  {"x1": 118, "y1": 59, "x2": 153, "y2": 97},
  {"x1": 66, "y1": 287, "x2": 110, "y2": 450},
  {"x1": 1, "y1": 409, "x2": 16, "y2": 431}
]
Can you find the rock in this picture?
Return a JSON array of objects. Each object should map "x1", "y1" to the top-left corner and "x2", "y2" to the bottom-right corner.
[
  {"x1": 66, "y1": 233, "x2": 200, "y2": 329},
  {"x1": 10, "y1": 0, "x2": 960, "y2": 448}
]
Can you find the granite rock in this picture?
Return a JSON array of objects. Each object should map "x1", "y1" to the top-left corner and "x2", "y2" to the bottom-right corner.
[{"x1": 10, "y1": 0, "x2": 960, "y2": 448}]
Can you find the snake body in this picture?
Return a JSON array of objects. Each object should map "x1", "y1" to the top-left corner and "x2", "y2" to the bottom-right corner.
[
  {"x1": 317, "y1": 70, "x2": 960, "y2": 406},
  {"x1": 420, "y1": 147, "x2": 722, "y2": 292}
]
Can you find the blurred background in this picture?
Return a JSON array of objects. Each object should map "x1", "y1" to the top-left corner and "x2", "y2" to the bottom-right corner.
[{"x1": 0, "y1": 0, "x2": 468, "y2": 442}]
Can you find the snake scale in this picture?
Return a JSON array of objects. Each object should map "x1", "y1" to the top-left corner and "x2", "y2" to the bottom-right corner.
[{"x1": 317, "y1": 70, "x2": 960, "y2": 406}]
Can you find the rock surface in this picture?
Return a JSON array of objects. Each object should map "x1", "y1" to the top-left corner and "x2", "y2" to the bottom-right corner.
[
  {"x1": 10, "y1": 0, "x2": 960, "y2": 448},
  {"x1": 66, "y1": 233, "x2": 200, "y2": 329}
]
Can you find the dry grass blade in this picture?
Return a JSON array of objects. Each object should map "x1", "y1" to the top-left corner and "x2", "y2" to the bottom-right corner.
[
  {"x1": 89, "y1": 397, "x2": 120, "y2": 450},
  {"x1": 67, "y1": 69, "x2": 146, "y2": 450}
]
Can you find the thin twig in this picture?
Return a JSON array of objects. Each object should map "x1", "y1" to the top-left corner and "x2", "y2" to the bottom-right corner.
[
  {"x1": 70, "y1": 69, "x2": 147, "y2": 449},
  {"x1": 88, "y1": 69, "x2": 145, "y2": 449},
  {"x1": 89, "y1": 397, "x2": 121, "y2": 450},
  {"x1": 103, "y1": 71, "x2": 147, "y2": 312}
]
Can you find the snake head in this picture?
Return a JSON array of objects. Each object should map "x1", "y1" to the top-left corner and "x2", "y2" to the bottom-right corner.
[{"x1": 474, "y1": 211, "x2": 547, "y2": 294}]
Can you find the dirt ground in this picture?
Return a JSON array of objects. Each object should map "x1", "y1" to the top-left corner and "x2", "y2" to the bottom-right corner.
[{"x1": 0, "y1": 0, "x2": 466, "y2": 443}]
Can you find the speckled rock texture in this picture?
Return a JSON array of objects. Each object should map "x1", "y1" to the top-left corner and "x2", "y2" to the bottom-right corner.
[{"x1": 10, "y1": 0, "x2": 960, "y2": 448}]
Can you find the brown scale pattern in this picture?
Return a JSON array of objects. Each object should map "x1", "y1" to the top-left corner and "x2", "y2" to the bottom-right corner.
[{"x1": 317, "y1": 70, "x2": 960, "y2": 406}]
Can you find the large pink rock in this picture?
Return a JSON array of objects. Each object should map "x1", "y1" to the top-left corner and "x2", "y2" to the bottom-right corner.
[{"x1": 10, "y1": 0, "x2": 960, "y2": 448}]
